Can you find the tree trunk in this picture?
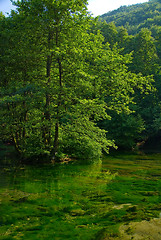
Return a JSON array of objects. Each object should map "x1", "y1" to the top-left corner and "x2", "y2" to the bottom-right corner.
[
  {"x1": 53, "y1": 58, "x2": 62, "y2": 159},
  {"x1": 43, "y1": 30, "x2": 53, "y2": 146},
  {"x1": 52, "y1": 27, "x2": 63, "y2": 159}
]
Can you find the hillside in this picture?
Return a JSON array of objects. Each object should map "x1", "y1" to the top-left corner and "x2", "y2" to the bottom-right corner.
[{"x1": 100, "y1": 0, "x2": 161, "y2": 35}]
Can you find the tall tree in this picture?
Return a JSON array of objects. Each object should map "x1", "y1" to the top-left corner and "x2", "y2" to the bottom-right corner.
[
  {"x1": 130, "y1": 28, "x2": 159, "y2": 76},
  {"x1": 1, "y1": 0, "x2": 116, "y2": 160}
]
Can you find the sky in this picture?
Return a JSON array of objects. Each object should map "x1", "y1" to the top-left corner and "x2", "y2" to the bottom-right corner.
[
  {"x1": 0, "y1": 0, "x2": 148, "y2": 16},
  {"x1": 88, "y1": 0, "x2": 148, "y2": 16}
]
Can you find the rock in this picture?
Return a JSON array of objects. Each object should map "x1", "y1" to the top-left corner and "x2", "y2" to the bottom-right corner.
[{"x1": 119, "y1": 218, "x2": 161, "y2": 240}]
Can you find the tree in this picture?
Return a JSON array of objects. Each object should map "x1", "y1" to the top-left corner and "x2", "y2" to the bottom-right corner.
[
  {"x1": 99, "y1": 112, "x2": 145, "y2": 149},
  {"x1": 99, "y1": 21, "x2": 118, "y2": 47},
  {"x1": 1, "y1": 0, "x2": 117, "y2": 160},
  {"x1": 129, "y1": 28, "x2": 159, "y2": 76}
]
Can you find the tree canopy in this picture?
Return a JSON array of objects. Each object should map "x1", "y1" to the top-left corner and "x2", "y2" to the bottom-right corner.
[{"x1": 0, "y1": 0, "x2": 156, "y2": 161}]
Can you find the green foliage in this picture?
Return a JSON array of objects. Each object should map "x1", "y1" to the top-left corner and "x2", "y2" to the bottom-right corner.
[
  {"x1": 100, "y1": 0, "x2": 161, "y2": 35},
  {"x1": 0, "y1": 0, "x2": 155, "y2": 160},
  {"x1": 129, "y1": 28, "x2": 159, "y2": 75},
  {"x1": 60, "y1": 124, "x2": 115, "y2": 160},
  {"x1": 98, "y1": 1, "x2": 161, "y2": 147},
  {"x1": 99, "y1": 112, "x2": 145, "y2": 149},
  {"x1": 0, "y1": 0, "x2": 113, "y2": 160}
]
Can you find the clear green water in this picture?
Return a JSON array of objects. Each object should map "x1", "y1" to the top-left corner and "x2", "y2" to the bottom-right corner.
[{"x1": 0, "y1": 152, "x2": 161, "y2": 240}]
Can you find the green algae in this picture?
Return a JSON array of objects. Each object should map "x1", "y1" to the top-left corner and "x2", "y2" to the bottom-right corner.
[{"x1": 0, "y1": 152, "x2": 161, "y2": 239}]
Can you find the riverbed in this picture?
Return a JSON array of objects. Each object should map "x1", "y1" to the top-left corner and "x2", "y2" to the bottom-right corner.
[{"x1": 0, "y1": 152, "x2": 161, "y2": 239}]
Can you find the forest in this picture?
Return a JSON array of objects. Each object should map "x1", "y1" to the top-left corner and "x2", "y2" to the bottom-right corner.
[
  {"x1": 99, "y1": 0, "x2": 161, "y2": 151},
  {"x1": 0, "y1": 0, "x2": 161, "y2": 163}
]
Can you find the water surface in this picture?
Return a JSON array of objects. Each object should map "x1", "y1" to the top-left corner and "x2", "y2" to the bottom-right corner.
[{"x1": 0, "y1": 152, "x2": 161, "y2": 239}]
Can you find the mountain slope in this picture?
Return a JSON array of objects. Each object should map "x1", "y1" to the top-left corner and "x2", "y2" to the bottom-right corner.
[{"x1": 100, "y1": 0, "x2": 161, "y2": 35}]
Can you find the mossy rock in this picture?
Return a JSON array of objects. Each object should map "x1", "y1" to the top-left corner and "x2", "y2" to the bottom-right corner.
[{"x1": 70, "y1": 209, "x2": 85, "y2": 216}]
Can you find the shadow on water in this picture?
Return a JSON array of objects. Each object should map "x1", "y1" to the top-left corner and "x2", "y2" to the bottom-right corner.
[{"x1": 1, "y1": 150, "x2": 161, "y2": 239}]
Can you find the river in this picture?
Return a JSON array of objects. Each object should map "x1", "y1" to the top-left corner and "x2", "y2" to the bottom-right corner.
[{"x1": 0, "y1": 151, "x2": 161, "y2": 239}]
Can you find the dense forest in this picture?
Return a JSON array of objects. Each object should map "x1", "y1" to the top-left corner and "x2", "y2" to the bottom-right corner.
[
  {"x1": 97, "y1": 0, "x2": 161, "y2": 151},
  {"x1": 0, "y1": 0, "x2": 160, "y2": 162},
  {"x1": 100, "y1": 0, "x2": 161, "y2": 35}
]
